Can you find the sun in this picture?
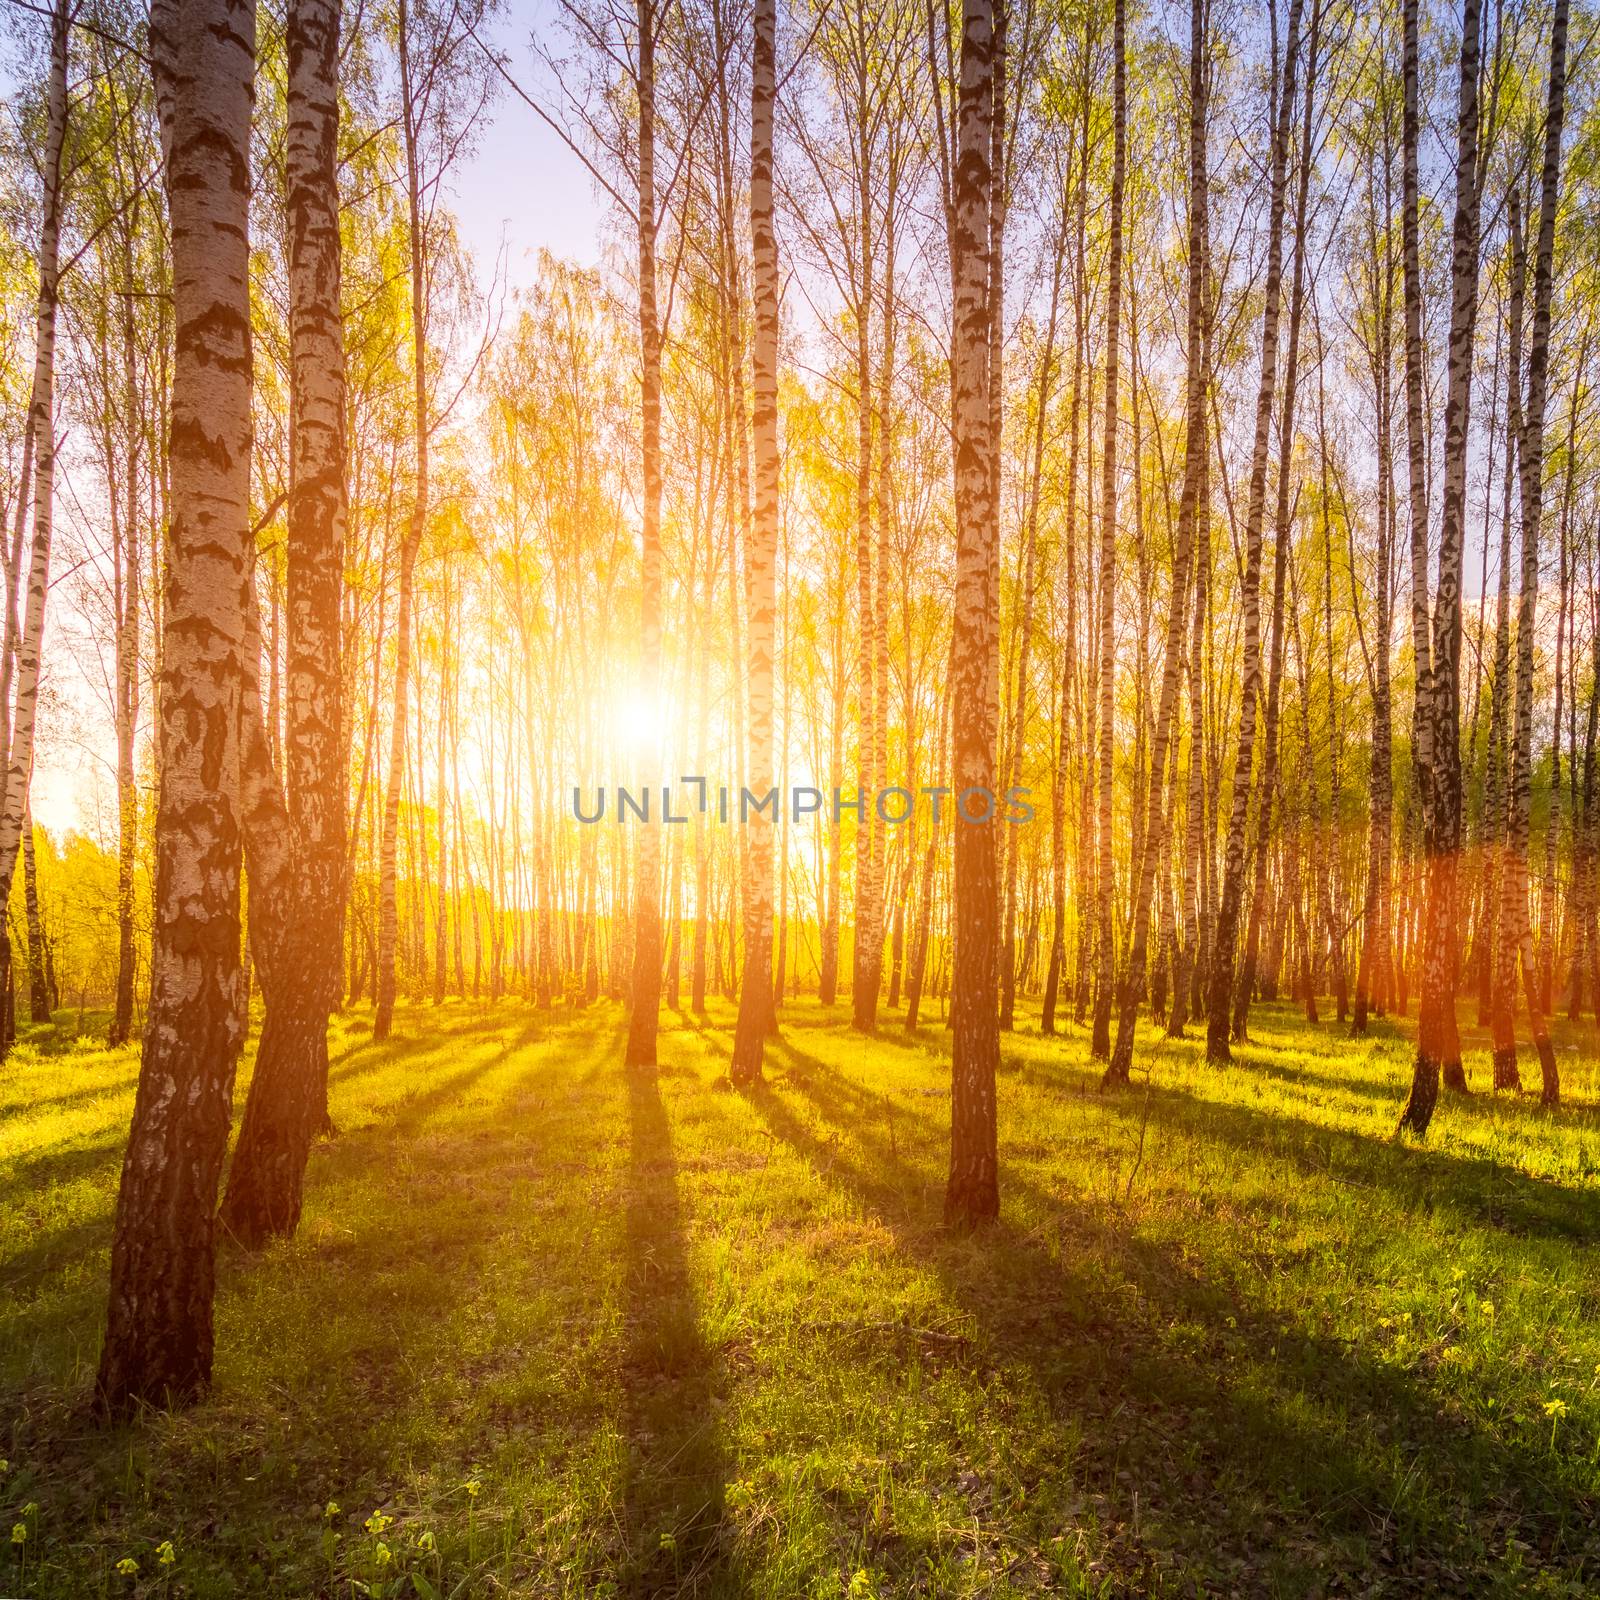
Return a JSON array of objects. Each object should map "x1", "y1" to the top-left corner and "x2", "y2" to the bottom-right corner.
[{"x1": 609, "y1": 686, "x2": 671, "y2": 754}]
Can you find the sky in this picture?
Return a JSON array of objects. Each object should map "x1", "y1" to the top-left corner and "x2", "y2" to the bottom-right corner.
[
  {"x1": 449, "y1": 4, "x2": 610, "y2": 290},
  {"x1": 31, "y1": 0, "x2": 611, "y2": 838}
]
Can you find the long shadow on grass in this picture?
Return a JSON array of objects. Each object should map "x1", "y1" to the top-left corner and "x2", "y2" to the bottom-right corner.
[
  {"x1": 1016, "y1": 1056, "x2": 1600, "y2": 1247},
  {"x1": 825, "y1": 1024, "x2": 1600, "y2": 1248},
  {"x1": 4, "y1": 1014, "x2": 643, "y2": 1593},
  {"x1": 618, "y1": 1064, "x2": 742, "y2": 1598},
  {"x1": 0, "y1": 1014, "x2": 588, "y2": 1396},
  {"x1": 751, "y1": 1034, "x2": 1596, "y2": 1590}
]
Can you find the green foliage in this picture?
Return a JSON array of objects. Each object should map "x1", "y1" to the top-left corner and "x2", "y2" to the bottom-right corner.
[{"x1": 10, "y1": 826, "x2": 122, "y2": 1014}]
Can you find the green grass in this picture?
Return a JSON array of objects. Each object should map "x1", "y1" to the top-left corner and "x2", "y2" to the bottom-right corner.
[{"x1": 6, "y1": 994, "x2": 1600, "y2": 1596}]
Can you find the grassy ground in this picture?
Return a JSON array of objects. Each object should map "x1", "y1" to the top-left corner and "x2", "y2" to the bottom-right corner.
[{"x1": 5, "y1": 994, "x2": 1600, "y2": 1598}]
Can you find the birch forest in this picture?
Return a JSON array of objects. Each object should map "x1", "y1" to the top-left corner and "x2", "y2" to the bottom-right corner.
[{"x1": 7, "y1": 0, "x2": 1600, "y2": 1591}]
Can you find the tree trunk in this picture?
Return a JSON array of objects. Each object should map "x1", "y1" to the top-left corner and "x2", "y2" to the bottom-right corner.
[
  {"x1": 98, "y1": 0, "x2": 255, "y2": 1413},
  {"x1": 945, "y1": 0, "x2": 1000, "y2": 1227},
  {"x1": 1494, "y1": 0, "x2": 1568, "y2": 1104},
  {"x1": 1090, "y1": 0, "x2": 1127, "y2": 1063},
  {"x1": 625, "y1": 0, "x2": 665, "y2": 1068},
  {"x1": 0, "y1": 0, "x2": 70, "y2": 1016},
  {"x1": 220, "y1": 0, "x2": 349, "y2": 1246},
  {"x1": 1109, "y1": 0, "x2": 1207, "y2": 1078},
  {"x1": 1042, "y1": 104, "x2": 1089, "y2": 1039},
  {"x1": 1232, "y1": 1, "x2": 1320, "y2": 1046},
  {"x1": 731, "y1": 0, "x2": 779, "y2": 1086},
  {"x1": 1399, "y1": 0, "x2": 1485, "y2": 1135},
  {"x1": 22, "y1": 803, "x2": 49, "y2": 1023},
  {"x1": 374, "y1": 0, "x2": 429, "y2": 1042},
  {"x1": 1205, "y1": 0, "x2": 1303, "y2": 1063}
]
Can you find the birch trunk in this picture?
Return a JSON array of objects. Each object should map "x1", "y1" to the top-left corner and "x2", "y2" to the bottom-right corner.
[
  {"x1": 220, "y1": 0, "x2": 349, "y2": 1244},
  {"x1": 945, "y1": 0, "x2": 1000, "y2": 1226},
  {"x1": 1090, "y1": 0, "x2": 1127, "y2": 1063},
  {"x1": 1000, "y1": 219, "x2": 1061, "y2": 1032},
  {"x1": 625, "y1": 0, "x2": 666, "y2": 1068},
  {"x1": 1042, "y1": 106, "x2": 1088, "y2": 1038},
  {"x1": 1494, "y1": 0, "x2": 1568, "y2": 1105},
  {"x1": 109, "y1": 192, "x2": 145, "y2": 1049},
  {"x1": 730, "y1": 0, "x2": 778, "y2": 1085},
  {"x1": 1168, "y1": 0, "x2": 1212, "y2": 1039},
  {"x1": 0, "y1": 0, "x2": 69, "y2": 1003},
  {"x1": 1398, "y1": 0, "x2": 1485, "y2": 1135},
  {"x1": 1353, "y1": 232, "x2": 1396, "y2": 1034},
  {"x1": 98, "y1": 0, "x2": 255, "y2": 1412},
  {"x1": 1204, "y1": 0, "x2": 1302, "y2": 1063},
  {"x1": 374, "y1": 0, "x2": 428, "y2": 1041},
  {"x1": 1111, "y1": 0, "x2": 1207, "y2": 1074},
  {"x1": 1232, "y1": 0, "x2": 1320, "y2": 1045}
]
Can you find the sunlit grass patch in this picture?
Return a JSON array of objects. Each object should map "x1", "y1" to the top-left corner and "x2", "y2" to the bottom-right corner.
[{"x1": 4, "y1": 996, "x2": 1600, "y2": 1594}]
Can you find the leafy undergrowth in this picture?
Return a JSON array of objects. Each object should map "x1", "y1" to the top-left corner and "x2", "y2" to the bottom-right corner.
[{"x1": 5, "y1": 995, "x2": 1600, "y2": 1597}]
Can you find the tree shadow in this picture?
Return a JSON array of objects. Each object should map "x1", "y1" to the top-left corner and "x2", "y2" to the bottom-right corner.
[
  {"x1": 1039, "y1": 1062, "x2": 1600, "y2": 1248},
  {"x1": 617, "y1": 1063, "x2": 743, "y2": 1597},
  {"x1": 748, "y1": 1034, "x2": 1598, "y2": 1589},
  {"x1": 0, "y1": 1015, "x2": 614, "y2": 1401}
]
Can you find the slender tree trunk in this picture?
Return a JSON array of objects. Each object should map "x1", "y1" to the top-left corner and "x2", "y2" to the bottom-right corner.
[
  {"x1": 1399, "y1": 0, "x2": 1485, "y2": 1135},
  {"x1": 1205, "y1": 0, "x2": 1302, "y2": 1063},
  {"x1": 1109, "y1": 0, "x2": 1207, "y2": 1077},
  {"x1": 1354, "y1": 176, "x2": 1397, "y2": 1037},
  {"x1": 374, "y1": 0, "x2": 429, "y2": 1042},
  {"x1": 945, "y1": 0, "x2": 1000, "y2": 1227},
  {"x1": 625, "y1": 0, "x2": 665, "y2": 1068},
  {"x1": 1168, "y1": 0, "x2": 1212, "y2": 1040},
  {"x1": 907, "y1": 686, "x2": 950, "y2": 1030},
  {"x1": 731, "y1": 0, "x2": 779, "y2": 1085},
  {"x1": 0, "y1": 0, "x2": 69, "y2": 1018},
  {"x1": 1232, "y1": 2, "x2": 1320, "y2": 1045},
  {"x1": 1090, "y1": 0, "x2": 1127, "y2": 1062},
  {"x1": 98, "y1": 0, "x2": 255, "y2": 1413},
  {"x1": 22, "y1": 802, "x2": 48, "y2": 1022},
  {"x1": 1489, "y1": 200, "x2": 1528, "y2": 1090},
  {"x1": 1042, "y1": 109, "x2": 1089, "y2": 1038},
  {"x1": 1496, "y1": 0, "x2": 1568, "y2": 1104},
  {"x1": 109, "y1": 200, "x2": 144, "y2": 1049},
  {"x1": 220, "y1": 0, "x2": 349, "y2": 1246}
]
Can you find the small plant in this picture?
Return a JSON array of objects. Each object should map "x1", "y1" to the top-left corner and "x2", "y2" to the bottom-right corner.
[
  {"x1": 463, "y1": 1476, "x2": 482, "y2": 1562},
  {"x1": 318, "y1": 1503, "x2": 342, "y2": 1572},
  {"x1": 1544, "y1": 1396, "x2": 1569, "y2": 1451}
]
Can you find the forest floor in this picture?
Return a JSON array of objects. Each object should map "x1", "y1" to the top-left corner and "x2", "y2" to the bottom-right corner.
[{"x1": 5, "y1": 994, "x2": 1600, "y2": 1598}]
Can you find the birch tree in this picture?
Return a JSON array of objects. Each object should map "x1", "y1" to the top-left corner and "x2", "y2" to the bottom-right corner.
[
  {"x1": 220, "y1": 0, "x2": 350, "y2": 1242},
  {"x1": 1398, "y1": 0, "x2": 1485, "y2": 1136},
  {"x1": 730, "y1": 0, "x2": 779, "y2": 1086},
  {"x1": 97, "y1": 0, "x2": 256, "y2": 1413},
  {"x1": 945, "y1": 0, "x2": 999, "y2": 1227}
]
